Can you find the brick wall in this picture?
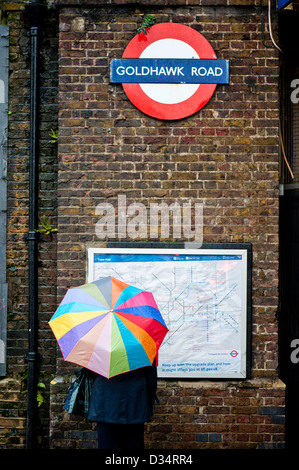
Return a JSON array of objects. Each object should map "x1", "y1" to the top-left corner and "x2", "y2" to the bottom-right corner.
[
  {"x1": 49, "y1": 2, "x2": 285, "y2": 449},
  {"x1": 0, "y1": 2, "x2": 58, "y2": 448}
]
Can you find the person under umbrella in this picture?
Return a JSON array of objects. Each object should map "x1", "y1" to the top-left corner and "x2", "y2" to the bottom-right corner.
[
  {"x1": 49, "y1": 276, "x2": 168, "y2": 449},
  {"x1": 88, "y1": 359, "x2": 158, "y2": 450}
]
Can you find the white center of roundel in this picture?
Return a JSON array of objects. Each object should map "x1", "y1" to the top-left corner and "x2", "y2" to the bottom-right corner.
[{"x1": 139, "y1": 39, "x2": 200, "y2": 105}]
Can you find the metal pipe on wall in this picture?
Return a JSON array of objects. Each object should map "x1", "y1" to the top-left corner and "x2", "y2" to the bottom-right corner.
[{"x1": 25, "y1": 0, "x2": 46, "y2": 449}]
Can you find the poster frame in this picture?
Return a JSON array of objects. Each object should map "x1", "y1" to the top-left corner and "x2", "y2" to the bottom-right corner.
[{"x1": 87, "y1": 242, "x2": 252, "y2": 380}]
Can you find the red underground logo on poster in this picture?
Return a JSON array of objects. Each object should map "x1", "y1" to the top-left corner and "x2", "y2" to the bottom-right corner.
[{"x1": 110, "y1": 23, "x2": 229, "y2": 120}]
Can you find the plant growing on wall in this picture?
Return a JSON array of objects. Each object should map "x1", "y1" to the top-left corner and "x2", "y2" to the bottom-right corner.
[
  {"x1": 49, "y1": 129, "x2": 58, "y2": 144},
  {"x1": 21, "y1": 371, "x2": 46, "y2": 407},
  {"x1": 137, "y1": 14, "x2": 156, "y2": 35},
  {"x1": 36, "y1": 379, "x2": 46, "y2": 408},
  {"x1": 35, "y1": 215, "x2": 57, "y2": 236}
]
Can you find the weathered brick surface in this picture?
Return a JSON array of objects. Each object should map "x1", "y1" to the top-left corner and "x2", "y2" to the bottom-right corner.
[
  {"x1": 144, "y1": 380, "x2": 285, "y2": 449},
  {"x1": 0, "y1": 2, "x2": 59, "y2": 448},
  {"x1": 0, "y1": 379, "x2": 27, "y2": 447},
  {"x1": 50, "y1": 3, "x2": 285, "y2": 449}
]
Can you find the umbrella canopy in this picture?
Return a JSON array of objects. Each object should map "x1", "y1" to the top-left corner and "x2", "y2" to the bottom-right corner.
[{"x1": 49, "y1": 276, "x2": 168, "y2": 378}]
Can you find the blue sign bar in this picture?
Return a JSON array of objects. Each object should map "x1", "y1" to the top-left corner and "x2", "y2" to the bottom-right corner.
[
  {"x1": 94, "y1": 253, "x2": 241, "y2": 263},
  {"x1": 110, "y1": 58, "x2": 229, "y2": 84}
]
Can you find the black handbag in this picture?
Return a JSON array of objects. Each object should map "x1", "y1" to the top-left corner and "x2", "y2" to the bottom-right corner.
[{"x1": 64, "y1": 368, "x2": 97, "y2": 417}]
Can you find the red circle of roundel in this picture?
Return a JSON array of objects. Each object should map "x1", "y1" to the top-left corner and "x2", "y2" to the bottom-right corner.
[{"x1": 122, "y1": 23, "x2": 217, "y2": 120}]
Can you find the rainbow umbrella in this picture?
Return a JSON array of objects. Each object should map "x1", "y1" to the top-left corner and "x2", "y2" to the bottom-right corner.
[{"x1": 49, "y1": 276, "x2": 168, "y2": 378}]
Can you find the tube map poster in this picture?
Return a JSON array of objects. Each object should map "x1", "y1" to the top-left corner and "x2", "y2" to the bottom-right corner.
[{"x1": 88, "y1": 247, "x2": 249, "y2": 379}]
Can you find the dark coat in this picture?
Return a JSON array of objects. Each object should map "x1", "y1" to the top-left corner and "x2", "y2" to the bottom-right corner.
[{"x1": 87, "y1": 365, "x2": 158, "y2": 424}]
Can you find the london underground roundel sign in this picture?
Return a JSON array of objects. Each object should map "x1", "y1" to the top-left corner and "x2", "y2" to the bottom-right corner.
[{"x1": 110, "y1": 23, "x2": 229, "y2": 120}]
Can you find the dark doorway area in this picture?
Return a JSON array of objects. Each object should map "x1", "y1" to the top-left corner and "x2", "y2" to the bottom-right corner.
[{"x1": 279, "y1": 11, "x2": 299, "y2": 449}]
